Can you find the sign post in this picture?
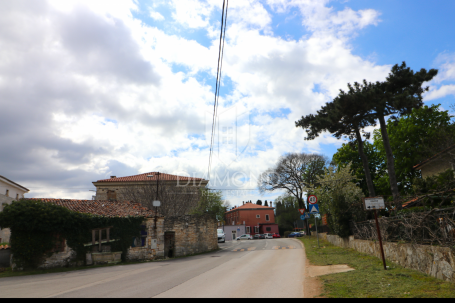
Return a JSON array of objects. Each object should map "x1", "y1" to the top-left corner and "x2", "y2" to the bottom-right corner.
[
  {"x1": 309, "y1": 198, "x2": 320, "y2": 248},
  {"x1": 363, "y1": 197, "x2": 387, "y2": 270},
  {"x1": 314, "y1": 214, "x2": 319, "y2": 248}
]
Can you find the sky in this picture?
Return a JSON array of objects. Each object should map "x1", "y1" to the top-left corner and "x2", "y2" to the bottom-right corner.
[{"x1": 1, "y1": 0, "x2": 455, "y2": 207}]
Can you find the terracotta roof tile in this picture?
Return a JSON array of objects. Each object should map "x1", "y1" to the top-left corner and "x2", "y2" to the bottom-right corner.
[
  {"x1": 95, "y1": 172, "x2": 207, "y2": 183},
  {"x1": 28, "y1": 198, "x2": 155, "y2": 218}
]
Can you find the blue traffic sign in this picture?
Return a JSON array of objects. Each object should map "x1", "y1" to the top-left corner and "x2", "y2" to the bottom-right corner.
[
  {"x1": 309, "y1": 204, "x2": 319, "y2": 213},
  {"x1": 300, "y1": 215, "x2": 305, "y2": 220},
  {"x1": 304, "y1": 213, "x2": 310, "y2": 219}
]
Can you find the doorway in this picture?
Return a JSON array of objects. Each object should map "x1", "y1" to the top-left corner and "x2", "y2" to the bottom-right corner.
[
  {"x1": 164, "y1": 231, "x2": 175, "y2": 258},
  {"x1": 232, "y1": 230, "x2": 236, "y2": 241}
]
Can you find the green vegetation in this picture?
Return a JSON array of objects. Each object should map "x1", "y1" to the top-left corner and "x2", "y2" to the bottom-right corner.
[
  {"x1": 0, "y1": 242, "x2": 9, "y2": 246},
  {"x1": 191, "y1": 189, "x2": 228, "y2": 221},
  {"x1": 300, "y1": 236, "x2": 455, "y2": 298},
  {"x1": 311, "y1": 163, "x2": 365, "y2": 237},
  {"x1": 0, "y1": 199, "x2": 144, "y2": 269}
]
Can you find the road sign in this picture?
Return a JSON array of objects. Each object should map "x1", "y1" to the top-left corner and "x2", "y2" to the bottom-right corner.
[
  {"x1": 300, "y1": 215, "x2": 305, "y2": 220},
  {"x1": 304, "y1": 213, "x2": 310, "y2": 219},
  {"x1": 363, "y1": 197, "x2": 385, "y2": 210},
  {"x1": 299, "y1": 208, "x2": 305, "y2": 215},
  {"x1": 309, "y1": 204, "x2": 319, "y2": 213},
  {"x1": 322, "y1": 214, "x2": 328, "y2": 225},
  {"x1": 308, "y1": 195, "x2": 317, "y2": 205}
]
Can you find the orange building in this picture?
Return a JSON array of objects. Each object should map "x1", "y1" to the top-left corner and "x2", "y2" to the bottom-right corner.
[{"x1": 225, "y1": 201, "x2": 278, "y2": 235}]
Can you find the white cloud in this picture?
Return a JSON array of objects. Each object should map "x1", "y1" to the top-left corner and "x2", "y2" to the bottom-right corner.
[
  {"x1": 424, "y1": 52, "x2": 455, "y2": 101},
  {"x1": 150, "y1": 10, "x2": 165, "y2": 21},
  {"x1": 0, "y1": 0, "x2": 392, "y2": 204}
]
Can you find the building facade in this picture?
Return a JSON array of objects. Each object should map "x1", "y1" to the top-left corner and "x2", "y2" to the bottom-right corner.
[
  {"x1": 0, "y1": 175, "x2": 29, "y2": 243},
  {"x1": 92, "y1": 172, "x2": 209, "y2": 201},
  {"x1": 224, "y1": 201, "x2": 278, "y2": 236}
]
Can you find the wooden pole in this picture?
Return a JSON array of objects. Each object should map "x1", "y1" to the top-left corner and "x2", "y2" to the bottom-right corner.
[{"x1": 374, "y1": 209, "x2": 387, "y2": 270}]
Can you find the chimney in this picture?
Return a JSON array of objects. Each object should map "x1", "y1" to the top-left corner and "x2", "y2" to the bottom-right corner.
[
  {"x1": 270, "y1": 202, "x2": 273, "y2": 207},
  {"x1": 243, "y1": 201, "x2": 245, "y2": 205},
  {"x1": 110, "y1": 176, "x2": 116, "y2": 179}
]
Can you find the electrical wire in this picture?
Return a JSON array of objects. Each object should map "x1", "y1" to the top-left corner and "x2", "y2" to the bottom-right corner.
[{"x1": 207, "y1": 0, "x2": 228, "y2": 185}]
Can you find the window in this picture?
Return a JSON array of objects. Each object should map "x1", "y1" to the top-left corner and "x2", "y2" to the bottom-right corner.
[
  {"x1": 51, "y1": 234, "x2": 66, "y2": 253},
  {"x1": 265, "y1": 214, "x2": 270, "y2": 221},
  {"x1": 246, "y1": 226, "x2": 251, "y2": 233},
  {"x1": 5, "y1": 189, "x2": 9, "y2": 197},
  {"x1": 256, "y1": 214, "x2": 260, "y2": 218},
  {"x1": 254, "y1": 226, "x2": 259, "y2": 233},
  {"x1": 266, "y1": 227, "x2": 271, "y2": 232}
]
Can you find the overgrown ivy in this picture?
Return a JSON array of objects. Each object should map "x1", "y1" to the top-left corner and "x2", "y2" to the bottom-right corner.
[{"x1": 0, "y1": 199, "x2": 144, "y2": 269}]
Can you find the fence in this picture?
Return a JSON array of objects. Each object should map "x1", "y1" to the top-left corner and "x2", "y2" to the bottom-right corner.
[{"x1": 351, "y1": 207, "x2": 455, "y2": 249}]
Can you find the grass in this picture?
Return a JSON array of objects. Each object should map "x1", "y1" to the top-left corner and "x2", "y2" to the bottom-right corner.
[
  {"x1": 299, "y1": 236, "x2": 455, "y2": 298},
  {"x1": 0, "y1": 242, "x2": 9, "y2": 246}
]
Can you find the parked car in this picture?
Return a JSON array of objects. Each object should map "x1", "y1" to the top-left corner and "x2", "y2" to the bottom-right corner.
[
  {"x1": 288, "y1": 232, "x2": 300, "y2": 238},
  {"x1": 257, "y1": 234, "x2": 265, "y2": 239},
  {"x1": 273, "y1": 233, "x2": 281, "y2": 238},
  {"x1": 237, "y1": 234, "x2": 253, "y2": 240},
  {"x1": 264, "y1": 233, "x2": 273, "y2": 239},
  {"x1": 299, "y1": 231, "x2": 305, "y2": 237},
  {"x1": 253, "y1": 234, "x2": 261, "y2": 239},
  {"x1": 217, "y1": 229, "x2": 225, "y2": 243}
]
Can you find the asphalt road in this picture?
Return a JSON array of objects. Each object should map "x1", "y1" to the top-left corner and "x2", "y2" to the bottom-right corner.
[{"x1": 0, "y1": 238, "x2": 305, "y2": 298}]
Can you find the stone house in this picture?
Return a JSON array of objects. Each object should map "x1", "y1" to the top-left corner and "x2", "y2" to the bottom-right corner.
[
  {"x1": 0, "y1": 175, "x2": 29, "y2": 243},
  {"x1": 92, "y1": 172, "x2": 208, "y2": 201},
  {"x1": 8, "y1": 198, "x2": 218, "y2": 269},
  {"x1": 23, "y1": 198, "x2": 165, "y2": 269}
]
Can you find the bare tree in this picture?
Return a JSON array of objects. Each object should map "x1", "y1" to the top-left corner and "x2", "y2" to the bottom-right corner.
[
  {"x1": 258, "y1": 153, "x2": 329, "y2": 209},
  {"x1": 121, "y1": 183, "x2": 201, "y2": 217}
]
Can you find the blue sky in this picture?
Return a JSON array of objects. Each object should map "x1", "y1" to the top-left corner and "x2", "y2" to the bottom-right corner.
[{"x1": 1, "y1": 0, "x2": 455, "y2": 206}]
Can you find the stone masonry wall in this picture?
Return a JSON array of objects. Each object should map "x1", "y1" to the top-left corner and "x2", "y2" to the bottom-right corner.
[
  {"x1": 126, "y1": 217, "x2": 165, "y2": 261},
  {"x1": 164, "y1": 215, "x2": 218, "y2": 257},
  {"x1": 319, "y1": 233, "x2": 455, "y2": 283}
]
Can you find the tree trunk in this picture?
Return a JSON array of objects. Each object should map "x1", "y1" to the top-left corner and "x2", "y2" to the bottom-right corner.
[
  {"x1": 378, "y1": 115, "x2": 401, "y2": 209},
  {"x1": 355, "y1": 128, "x2": 376, "y2": 197}
]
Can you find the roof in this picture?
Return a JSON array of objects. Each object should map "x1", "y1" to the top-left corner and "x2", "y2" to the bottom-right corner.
[
  {"x1": 94, "y1": 172, "x2": 207, "y2": 183},
  {"x1": 226, "y1": 203, "x2": 275, "y2": 213},
  {"x1": 28, "y1": 198, "x2": 156, "y2": 218},
  {"x1": 0, "y1": 175, "x2": 29, "y2": 192},
  {"x1": 413, "y1": 144, "x2": 455, "y2": 170}
]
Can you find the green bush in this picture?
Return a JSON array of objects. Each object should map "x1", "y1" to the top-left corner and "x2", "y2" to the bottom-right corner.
[{"x1": 0, "y1": 199, "x2": 144, "y2": 269}]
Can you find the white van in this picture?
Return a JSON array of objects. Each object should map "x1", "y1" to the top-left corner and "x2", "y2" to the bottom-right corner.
[{"x1": 264, "y1": 233, "x2": 273, "y2": 239}]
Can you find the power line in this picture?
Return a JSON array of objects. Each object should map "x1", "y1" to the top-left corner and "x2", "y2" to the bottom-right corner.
[{"x1": 208, "y1": 0, "x2": 229, "y2": 184}]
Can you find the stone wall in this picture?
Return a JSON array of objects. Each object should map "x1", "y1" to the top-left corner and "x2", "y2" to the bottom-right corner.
[
  {"x1": 319, "y1": 233, "x2": 455, "y2": 283},
  {"x1": 164, "y1": 215, "x2": 218, "y2": 257},
  {"x1": 126, "y1": 217, "x2": 165, "y2": 261}
]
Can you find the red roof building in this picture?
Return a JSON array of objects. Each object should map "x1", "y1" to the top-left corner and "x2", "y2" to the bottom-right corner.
[{"x1": 225, "y1": 201, "x2": 278, "y2": 235}]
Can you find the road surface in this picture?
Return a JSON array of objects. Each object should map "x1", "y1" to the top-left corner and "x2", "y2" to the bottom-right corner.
[{"x1": 0, "y1": 238, "x2": 305, "y2": 298}]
